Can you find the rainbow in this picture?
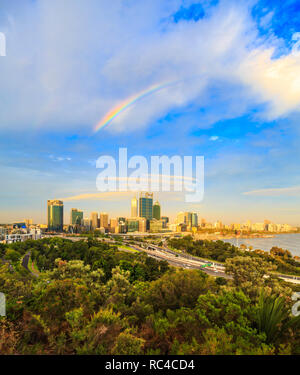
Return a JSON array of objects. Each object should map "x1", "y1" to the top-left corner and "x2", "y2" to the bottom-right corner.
[{"x1": 94, "y1": 81, "x2": 177, "y2": 132}]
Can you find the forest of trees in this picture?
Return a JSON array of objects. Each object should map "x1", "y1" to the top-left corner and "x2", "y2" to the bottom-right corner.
[{"x1": 0, "y1": 237, "x2": 299, "y2": 355}]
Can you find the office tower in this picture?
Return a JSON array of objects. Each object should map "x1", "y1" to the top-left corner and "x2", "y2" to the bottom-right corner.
[
  {"x1": 47, "y1": 200, "x2": 63, "y2": 231},
  {"x1": 149, "y1": 219, "x2": 163, "y2": 233},
  {"x1": 100, "y1": 212, "x2": 109, "y2": 229},
  {"x1": 186, "y1": 212, "x2": 192, "y2": 228},
  {"x1": 176, "y1": 212, "x2": 185, "y2": 225},
  {"x1": 161, "y1": 216, "x2": 169, "y2": 229},
  {"x1": 126, "y1": 218, "x2": 139, "y2": 232},
  {"x1": 117, "y1": 217, "x2": 127, "y2": 233},
  {"x1": 214, "y1": 220, "x2": 223, "y2": 229},
  {"x1": 191, "y1": 213, "x2": 198, "y2": 227},
  {"x1": 138, "y1": 218, "x2": 147, "y2": 232},
  {"x1": 83, "y1": 218, "x2": 90, "y2": 231},
  {"x1": 70, "y1": 208, "x2": 83, "y2": 225},
  {"x1": 131, "y1": 197, "x2": 138, "y2": 218},
  {"x1": 153, "y1": 201, "x2": 161, "y2": 220},
  {"x1": 110, "y1": 218, "x2": 118, "y2": 229},
  {"x1": 90, "y1": 212, "x2": 98, "y2": 230},
  {"x1": 110, "y1": 218, "x2": 118, "y2": 233},
  {"x1": 176, "y1": 212, "x2": 192, "y2": 228},
  {"x1": 139, "y1": 192, "x2": 153, "y2": 220}
]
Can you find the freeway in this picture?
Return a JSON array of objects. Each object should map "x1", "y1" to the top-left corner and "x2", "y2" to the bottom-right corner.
[{"x1": 127, "y1": 242, "x2": 231, "y2": 278}]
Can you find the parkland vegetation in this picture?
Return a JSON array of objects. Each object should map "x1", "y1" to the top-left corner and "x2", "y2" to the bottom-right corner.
[{"x1": 0, "y1": 237, "x2": 299, "y2": 355}]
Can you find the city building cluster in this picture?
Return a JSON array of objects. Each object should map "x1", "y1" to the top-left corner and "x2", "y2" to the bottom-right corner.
[{"x1": 0, "y1": 194, "x2": 297, "y2": 244}]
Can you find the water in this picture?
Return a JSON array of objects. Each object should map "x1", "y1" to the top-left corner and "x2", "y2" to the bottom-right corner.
[{"x1": 222, "y1": 233, "x2": 300, "y2": 257}]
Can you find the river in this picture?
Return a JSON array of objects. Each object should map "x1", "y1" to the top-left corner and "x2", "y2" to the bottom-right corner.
[{"x1": 222, "y1": 233, "x2": 300, "y2": 257}]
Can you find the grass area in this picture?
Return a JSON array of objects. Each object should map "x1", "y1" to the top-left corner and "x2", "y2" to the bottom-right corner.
[{"x1": 118, "y1": 245, "x2": 139, "y2": 253}]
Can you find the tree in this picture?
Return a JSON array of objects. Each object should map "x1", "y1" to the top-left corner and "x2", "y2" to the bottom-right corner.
[
  {"x1": 111, "y1": 329, "x2": 145, "y2": 355},
  {"x1": 144, "y1": 269, "x2": 214, "y2": 312},
  {"x1": 256, "y1": 289, "x2": 300, "y2": 345},
  {"x1": 225, "y1": 256, "x2": 275, "y2": 299}
]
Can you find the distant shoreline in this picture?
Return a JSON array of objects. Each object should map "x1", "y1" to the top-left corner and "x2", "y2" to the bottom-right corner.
[{"x1": 193, "y1": 232, "x2": 300, "y2": 241}]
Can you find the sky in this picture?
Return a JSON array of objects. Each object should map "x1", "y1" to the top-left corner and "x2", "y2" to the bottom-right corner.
[{"x1": 0, "y1": 0, "x2": 300, "y2": 225}]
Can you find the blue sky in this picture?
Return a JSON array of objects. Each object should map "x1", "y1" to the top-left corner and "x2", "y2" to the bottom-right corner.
[{"x1": 1, "y1": 0, "x2": 300, "y2": 225}]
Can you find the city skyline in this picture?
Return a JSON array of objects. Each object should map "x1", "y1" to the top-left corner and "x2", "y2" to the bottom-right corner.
[
  {"x1": 1, "y1": 192, "x2": 299, "y2": 228},
  {"x1": 2, "y1": 194, "x2": 297, "y2": 233}
]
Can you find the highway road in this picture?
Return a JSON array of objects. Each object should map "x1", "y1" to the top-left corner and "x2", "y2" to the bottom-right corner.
[{"x1": 127, "y1": 243, "x2": 231, "y2": 279}]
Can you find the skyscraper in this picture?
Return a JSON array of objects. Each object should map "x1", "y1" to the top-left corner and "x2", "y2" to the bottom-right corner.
[
  {"x1": 161, "y1": 216, "x2": 169, "y2": 229},
  {"x1": 47, "y1": 200, "x2": 63, "y2": 231},
  {"x1": 153, "y1": 200, "x2": 161, "y2": 220},
  {"x1": 131, "y1": 196, "x2": 138, "y2": 217},
  {"x1": 90, "y1": 212, "x2": 98, "y2": 230},
  {"x1": 176, "y1": 212, "x2": 193, "y2": 228},
  {"x1": 126, "y1": 218, "x2": 139, "y2": 232},
  {"x1": 176, "y1": 212, "x2": 185, "y2": 225},
  {"x1": 139, "y1": 192, "x2": 153, "y2": 220},
  {"x1": 191, "y1": 213, "x2": 198, "y2": 227},
  {"x1": 70, "y1": 208, "x2": 83, "y2": 225},
  {"x1": 100, "y1": 212, "x2": 109, "y2": 229}
]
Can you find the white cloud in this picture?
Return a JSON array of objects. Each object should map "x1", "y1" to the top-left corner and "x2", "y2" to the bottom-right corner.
[
  {"x1": 1, "y1": 0, "x2": 300, "y2": 133},
  {"x1": 243, "y1": 186, "x2": 300, "y2": 197}
]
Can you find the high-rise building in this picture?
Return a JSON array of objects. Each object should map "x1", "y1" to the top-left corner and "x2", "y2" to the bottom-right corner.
[
  {"x1": 126, "y1": 218, "x2": 139, "y2": 232},
  {"x1": 47, "y1": 200, "x2": 63, "y2": 231},
  {"x1": 70, "y1": 208, "x2": 83, "y2": 225},
  {"x1": 131, "y1": 197, "x2": 138, "y2": 218},
  {"x1": 214, "y1": 220, "x2": 223, "y2": 230},
  {"x1": 176, "y1": 212, "x2": 185, "y2": 225},
  {"x1": 117, "y1": 217, "x2": 127, "y2": 233},
  {"x1": 109, "y1": 218, "x2": 118, "y2": 233},
  {"x1": 191, "y1": 213, "x2": 198, "y2": 227},
  {"x1": 100, "y1": 212, "x2": 109, "y2": 229},
  {"x1": 139, "y1": 192, "x2": 153, "y2": 220},
  {"x1": 149, "y1": 219, "x2": 163, "y2": 233},
  {"x1": 83, "y1": 218, "x2": 91, "y2": 231},
  {"x1": 153, "y1": 201, "x2": 161, "y2": 220},
  {"x1": 138, "y1": 218, "x2": 147, "y2": 232},
  {"x1": 161, "y1": 216, "x2": 169, "y2": 229},
  {"x1": 90, "y1": 212, "x2": 98, "y2": 230}
]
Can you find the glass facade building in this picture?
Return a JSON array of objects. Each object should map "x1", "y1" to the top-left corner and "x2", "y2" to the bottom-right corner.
[
  {"x1": 126, "y1": 218, "x2": 139, "y2": 232},
  {"x1": 70, "y1": 208, "x2": 83, "y2": 225},
  {"x1": 139, "y1": 192, "x2": 153, "y2": 220},
  {"x1": 153, "y1": 201, "x2": 161, "y2": 220},
  {"x1": 191, "y1": 212, "x2": 198, "y2": 227},
  {"x1": 131, "y1": 197, "x2": 138, "y2": 218},
  {"x1": 47, "y1": 200, "x2": 63, "y2": 231}
]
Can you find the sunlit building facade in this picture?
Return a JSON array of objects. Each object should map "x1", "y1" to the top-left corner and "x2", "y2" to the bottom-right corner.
[{"x1": 47, "y1": 200, "x2": 63, "y2": 231}]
